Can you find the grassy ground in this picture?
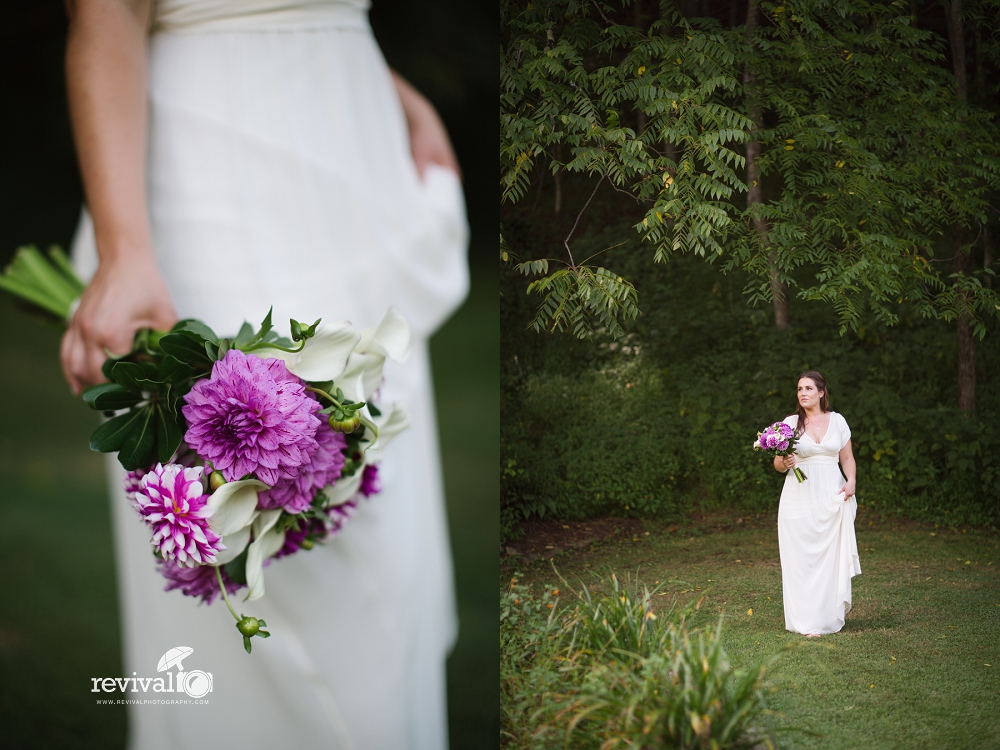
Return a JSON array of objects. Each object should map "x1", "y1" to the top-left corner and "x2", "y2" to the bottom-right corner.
[
  {"x1": 506, "y1": 513, "x2": 1000, "y2": 749},
  {"x1": 0, "y1": 262, "x2": 496, "y2": 748}
]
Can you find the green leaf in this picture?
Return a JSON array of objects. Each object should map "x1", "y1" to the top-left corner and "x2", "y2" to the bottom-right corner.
[
  {"x1": 234, "y1": 322, "x2": 255, "y2": 348},
  {"x1": 111, "y1": 361, "x2": 155, "y2": 391},
  {"x1": 243, "y1": 307, "x2": 274, "y2": 348},
  {"x1": 171, "y1": 319, "x2": 219, "y2": 344},
  {"x1": 118, "y1": 406, "x2": 157, "y2": 471},
  {"x1": 159, "y1": 333, "x2": 213, "y2": 366},
  {"x1": 158, "y1": 355, "x2": 197, "y2": 384},
  {"x1": 83, "y1": 383, "x2": 143, "y2": 411},
  {"x1": 224, "y1": 548, "x2": 249, "y2": 585},
  {"x1": 154, "y1": 405, "x2": 184, "y2": 464},
  {"x1": 90, "y1": 408, "x2": 147, "y2": 453}
]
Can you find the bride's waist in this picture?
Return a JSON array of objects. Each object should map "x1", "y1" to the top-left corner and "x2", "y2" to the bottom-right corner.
[
  {"x1": 152, "y1": 0, "x2": 370, "y2": 34},
  {"x1": 794, "y1": 455, "x2": 839, "y2": 465}
]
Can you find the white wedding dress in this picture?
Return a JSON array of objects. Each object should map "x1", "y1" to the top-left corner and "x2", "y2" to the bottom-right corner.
[
  {"x1": 71, "y1": 1, "x2": 469, "y2": 747},
  {"x1": 777, "y1": 412, "x2": 862, "y2": 635}
]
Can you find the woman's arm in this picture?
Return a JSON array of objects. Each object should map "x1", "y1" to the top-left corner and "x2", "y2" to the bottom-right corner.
[
  {"x1": 839, "y1": 439, "x2": 857, "y2": 499},
  {"x1": 61, "y1": 0, "x2": 177, "y2": 394},
  {"x1": 390, "y1": 71, "x2": 461, "y2": 179}
]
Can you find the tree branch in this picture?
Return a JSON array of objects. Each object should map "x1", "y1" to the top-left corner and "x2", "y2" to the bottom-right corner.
[{"x1": 564, "y1": 176, "x2": 604, "y2": 269}]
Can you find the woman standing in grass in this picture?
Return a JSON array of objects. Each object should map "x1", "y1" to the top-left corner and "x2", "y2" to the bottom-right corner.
[{"x1": 774, "y1": 371, "x2": 861, "y2": 636}]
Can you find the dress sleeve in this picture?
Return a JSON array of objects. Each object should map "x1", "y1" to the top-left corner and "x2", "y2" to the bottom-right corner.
[
  {"x1": 838, "y1": 413, "x2": 852, "y2": 450},
  {"x1": 783, "y1": 414, "x2": 797, "y2": 430}
]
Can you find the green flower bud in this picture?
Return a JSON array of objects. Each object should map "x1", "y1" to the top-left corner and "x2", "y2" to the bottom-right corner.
[
  {"x1": 237, "y1": 616, "x2": 260, "y2": 637},
  {"x1": 328, "y1": 414, "x2": 361, "y2": 434},
  {"x1": 300, "y1": 538, "x2": 314, "y2": 550},
  {"x1": 210, "y1": 471, "x2": 227, "y2": 491}
]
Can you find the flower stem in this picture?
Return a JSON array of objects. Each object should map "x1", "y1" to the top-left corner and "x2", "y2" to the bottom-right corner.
[
  {"x1": 215, "y1": 566, "x2": 240, "y2": 622},
  {"x1": 242, "y1": 339, "x2": 306, "y2": 354},
  {"x1": 305, "y1": 386, "x2": 342, "y2": 407}
]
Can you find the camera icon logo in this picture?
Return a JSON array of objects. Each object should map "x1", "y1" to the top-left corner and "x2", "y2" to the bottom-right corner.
[{"x1": 179, "y1": 670, "x2": 213, "y2": 699}]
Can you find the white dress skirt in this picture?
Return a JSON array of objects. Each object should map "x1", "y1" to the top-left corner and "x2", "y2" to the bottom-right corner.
[
  {"x1": 71, "y1": 1, "x2": 469, "y2": 748},
  {"x1": 777, "y1": 412, "x2": 862, "y2": 635}
]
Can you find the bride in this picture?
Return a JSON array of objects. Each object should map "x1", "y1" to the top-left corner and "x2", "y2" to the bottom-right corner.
[
  {"x1": 61, "y1": 1, "x2": 468, "y2": 748},
  {"x1": 774, "y1": 371, "x2": 862, "y2": 637}
]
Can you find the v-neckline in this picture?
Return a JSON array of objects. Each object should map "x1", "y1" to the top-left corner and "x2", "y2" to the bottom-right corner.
[{"x1": 804, "y1": 413, "x2": 831, "y2": 444}]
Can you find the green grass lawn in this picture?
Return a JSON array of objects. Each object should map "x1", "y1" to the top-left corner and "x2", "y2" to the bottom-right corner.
[
  {"x1": 0, "y1": 261, "x2": 497, "y2": 749},
  {"x1": 507, "y1": 514, "x2": 1000, "y2": 749}
]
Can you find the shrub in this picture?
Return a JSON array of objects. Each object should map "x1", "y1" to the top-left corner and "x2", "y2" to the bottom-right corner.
[
  {"x1": 501, "y1": 231, "x2": 1000, "y2": 540},
  {"x1": 500, "y1": 574, "x2": 782, "y2": 749}
]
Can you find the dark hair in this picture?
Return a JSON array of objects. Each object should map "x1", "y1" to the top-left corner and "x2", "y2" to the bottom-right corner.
[{"x1": 793, "y1": 370, "x2": 829, "y2": 438}]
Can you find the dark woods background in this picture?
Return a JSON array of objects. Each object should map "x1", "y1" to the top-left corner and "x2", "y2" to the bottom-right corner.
[
  {"x1": 0, "y1": 2, "x2": 496, "y2": 747},
  {"x1": 501, "y1": 0, "x2": 1000, "y2": 540}
]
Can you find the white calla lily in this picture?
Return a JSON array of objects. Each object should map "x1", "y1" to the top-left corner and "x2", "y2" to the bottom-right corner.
[
  {"x1": 207, "y1": 479, "x2": 268, "y2": 537},
  {"x1": 355, "y1": 307, "x2": 411, "y2": 361},
  {"x1": 244, "y1": 509, "x2": 285, "y2": 601},
  {"x1": 321, "y1": 470, "x2": 364, "y2": 507},
  {"x1": 363, "y1": 402, "x2": 411, "y2": 463},
  {"x1": 289, "y1": 321, "x2": 360, "y2": 382},
  {"x1": 212, "y1": 525, "x2": 253, "y2": 565},
  {"x1": 336, "y1": 352, "x2": 384, "y2": 402}
]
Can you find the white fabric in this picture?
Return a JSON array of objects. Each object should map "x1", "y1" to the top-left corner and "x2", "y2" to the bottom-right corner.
[
  {"x1": 71, "y1": 2, "x2": 469, "y2": 747},
  {"x1": 777, "y1": 412, "x2": 862, "y2": 635}
]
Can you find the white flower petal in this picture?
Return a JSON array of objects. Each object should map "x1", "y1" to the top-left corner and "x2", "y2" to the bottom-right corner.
[
  {"x1": 206, "y1": 479, "x2": 268, "y2": 537},
  {"x1": 212, "y1": 526, "x2": 252, "y2": 565},
  {"x1": 244, "y1": 526, "x2": 286, "y2": 602},
  {"x1": 355, "y1": 307, "x2": 410, "y2": 362},
  {"x1": 291, "y1": 321, "x2": 361, "y2": 382},
  {"x1": 251, "y1": 508, "x2": 282, "y2": 540},
  {"x1": 335, "y1": 352, "x2": 384, "y2": 402},
  {"x1": 321, "y1": 470, "x2": 364, "y2": 507},
  {"x1": 364, "y1": 402, "x2": 411, "y2": 463}
]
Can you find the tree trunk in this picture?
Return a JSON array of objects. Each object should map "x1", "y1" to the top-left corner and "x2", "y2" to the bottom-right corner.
[
  {"x1": 744, "y1": 0, "x2": 789, "y2": 330},
  {"x1": 945, "y1": 0, "x2": 967, "y2": 103},
  {"x1": 945, "y1": 0, "x2": 975, "y2": 413}
]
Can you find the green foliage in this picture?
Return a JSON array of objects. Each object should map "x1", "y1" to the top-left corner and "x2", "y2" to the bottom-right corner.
[
  {"x1": 501, "y1": 0, "x2": 1000, "y2": 337},
  {"x1": 500, "y1": 573, "x2": 783, "y2": 748},
  {"x1": 516, "y1": 259, "x2": 640, "y2": 338},
  {"x1": 501, "y1": 243, "x2": 1000, "y2": 539}
]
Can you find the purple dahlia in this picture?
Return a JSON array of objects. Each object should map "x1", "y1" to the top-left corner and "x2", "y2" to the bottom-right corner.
[
  {"x1": 135, "y1": 463, "x2": 223, "y2": 566},
  {"x1": 258, "y1": 423, "x2": 347, "y2": 514},
  {"x1": 326, "y1": 497, "x2": 359, "y2": 535},
  {"x1": 182, "y1": 349, "x2": 322, "y2": 485},
  {"x1": 124, "y1": 468, "x2": 148, "y2": 511},
  {"x1": 157, "y1": 557, "x2": 244, "y2": 604},
  {"x1": 359, "y1": 464, "x2": 381, "y2": 497},
  {"x1": 274, "y1": 516, "x2": 329, "y2": 559}
]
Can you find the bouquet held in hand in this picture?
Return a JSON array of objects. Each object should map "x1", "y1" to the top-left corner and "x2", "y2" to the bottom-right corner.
[
  {"x1": 753, "y1": 420, "x2": 806, "y2": 483},
  {"x1": 0, "y1": 246, "x2": 410, "y2": 653}
]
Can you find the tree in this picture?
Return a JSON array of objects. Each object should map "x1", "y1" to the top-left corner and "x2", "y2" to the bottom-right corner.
[{"x1": 501, "y1": 0, "x2": 1000, "y2": 408}]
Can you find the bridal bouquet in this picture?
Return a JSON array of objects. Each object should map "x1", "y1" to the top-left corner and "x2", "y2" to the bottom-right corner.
[
  {"x1": 753, "y1": 420, "x2": 806, "y2": 483},
  {"x1": 0, "y1": 246, "x2": 410, "y2": 652}
]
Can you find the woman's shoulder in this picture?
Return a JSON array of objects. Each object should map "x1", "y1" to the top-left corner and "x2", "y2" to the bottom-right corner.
[
  {"x1": 829, "y1": 411, "x2": 851, "y2": 429},
  {"x1": 783, "y1": 414, "x2": 798, "y2": 426}
]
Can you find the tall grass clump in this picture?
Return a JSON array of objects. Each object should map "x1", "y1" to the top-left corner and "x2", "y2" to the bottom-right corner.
[{"x1": 501, "y1": 572, "x2": 784, "y2": 748}]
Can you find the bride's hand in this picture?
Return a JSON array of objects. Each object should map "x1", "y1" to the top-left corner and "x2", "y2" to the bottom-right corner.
[
  {"x1": 61, "y1": 250, "x2": 177, "y2": 395},
  {"x1": 781, "y1": 454, "x2": 797, "y2": 470},
  {"x1": 842, "y1": 479, "x2": 856, "y2": 500},
  {"x1": 391, "y1": 71, "x2": 461, "y2": 180}
]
